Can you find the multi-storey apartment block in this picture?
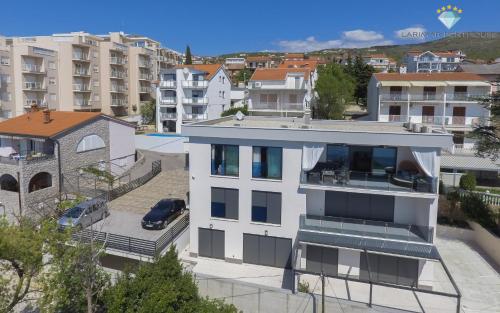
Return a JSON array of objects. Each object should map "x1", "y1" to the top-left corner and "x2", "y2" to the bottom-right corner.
[
  {"x1": 367, "y1": 72, "x2": 491, "y2": 148},
  {"x1": 363, "y1": 54, "x2": 397, "y2": 72},
  {"x1": 183, "y1": 115, "x2": 452, "y2": 290},
  {"x1": 403, "y1": 50, "x2": 465, "y2": 73},
  {"x1": 224, "y1": 58, "x2": 246, "y2": 84},
  {"x1": 156, "y1": 64, "x2": 231, "y2": 133},
  {"x1": 0, "y1": 32, "x2": 181, "y2": 119},
  {"x1": 247, "y1": 67, "x2": 317, "y2": 117},
  {"x1": 0, "y1": 110, "x2": 135, "y2": 220},
  {"x1": 246, "y1": 56, "x2": 274, "y2": 70}
]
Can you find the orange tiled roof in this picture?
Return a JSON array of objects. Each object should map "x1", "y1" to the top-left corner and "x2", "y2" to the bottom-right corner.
[
  {"x1": 175, "y1": 64, "x2": 223, "y2": 80},
  {"x1": 0, "y1": 111, "x2": 103, "y2": 138},
  {"x1": 278, "y1": 60, "x2": 318, "y2": 69},
  {"x1": 374, "y1": 72, "x2": 485, "y2": 81},
  {"x1": 284, "y1": 53, "x2": 305, "y2": 59},
  {"x1": 246, "y1": 56, "x2": 272, "y2": 62},
  {"x1": 250, "y1": 68, "x2": 311, "y2": 81}
]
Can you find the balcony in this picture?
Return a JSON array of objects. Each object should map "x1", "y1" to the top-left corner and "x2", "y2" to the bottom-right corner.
[
  {"x1": 72, "y1": 52, "x2": 90, "y2": 61},
  {"x1": 160, "y1": 80, "x2": 176, "y2": 88},
  {"x1": 139, "y1": 73, "x2": 153, "y2": 80},
  {"x1": 160, "y1": 112, "x2": 177, "y2": 120},
  {"x1": 181, "y1": 80, "x2": 208, "y2": 88},
  {"x1": 411, "y1": 93, "x2": 443, "y2": 101},
  {"x1": 183, "y1": 113, "x2": 208, "y2": 121},
  {"x1": 110, "y1": 71, "x2": 126, "y2": 79},
  {"x1": 139, "y1": 61, "x2": 152, "y2": 68},
  {"x1": 110, "y1": 85, "x2": 126, "y2": 93},
  {"x1": 24, "y1": 99, "x2": 46, "y2": 108},
  {"x1": 445, "y1": 93, "x2": 488, "y2": 101},
  {"x1": 109, "y1": 57, "x2": 126, "y2": 65},
  {"x1": 380, "y1": 93, "x2": 408, "y2": 101},
  {"x1": 139, "y1": 86, "x2": 151, "y2": 93},
  {"x1": 74, "y1": 99, "x2": 90, "y2": 106},
  {"x1": 73, "y1": 84, "x2": 91, "y2": 92},
  {"x1": 111, "y1": 99, "x2": 127, "y2": 106},
  {"x1": 73, "y1": 68, "x2": 91, "y2": 76},
  {"x1": 22, "y1": 64, "x2": 44, "y2": 73},
  {"x1": 386, "y1": 115, "x2": 408, "y2": 122},
  {"x1": 160, "y1": 97, "x2": 176, "y2": 105},
  {"x1": 22, "y1": 82, "x2": 46, "y2": 91},
  {"x1": 182, "y1": 97, "x2": 208, "y2": 105}
]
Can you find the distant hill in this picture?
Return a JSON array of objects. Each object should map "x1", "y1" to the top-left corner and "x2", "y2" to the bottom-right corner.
[{"x1": 218, "y1": 32, "x2": 500, "y2": 64}]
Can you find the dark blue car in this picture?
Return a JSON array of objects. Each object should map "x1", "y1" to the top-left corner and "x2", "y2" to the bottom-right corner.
[{"x1": 141, "y1": 199, "x2": 185, "y2": 230}]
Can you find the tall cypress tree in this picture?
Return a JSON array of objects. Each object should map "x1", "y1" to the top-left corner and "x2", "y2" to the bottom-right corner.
[{"x1": 185, "y1": 45, "x2": 192, "y2": 65}]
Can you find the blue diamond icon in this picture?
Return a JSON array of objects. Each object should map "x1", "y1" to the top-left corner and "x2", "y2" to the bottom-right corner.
[{"x1": 438, "y1": 11, "x2": 461, "y2": 29}]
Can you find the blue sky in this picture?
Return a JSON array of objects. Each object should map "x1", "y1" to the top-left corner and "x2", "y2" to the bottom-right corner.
[{"x1": 0, "y1": 0, "x2": 498, "y2": 55}]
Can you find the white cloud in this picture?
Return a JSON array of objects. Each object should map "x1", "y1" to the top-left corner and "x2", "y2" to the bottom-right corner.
[
  {"x1": 276, "y1": 30, "x2": 393, "y2": 52},
  {"x1": 394, "y1": 26, "x2": 427, "y2": 39}
]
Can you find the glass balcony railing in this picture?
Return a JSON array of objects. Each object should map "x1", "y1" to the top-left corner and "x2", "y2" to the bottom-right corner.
[
  {"x1": 182, "y1": 97, "x2": 208, "y2": 105},
  {"x1": 182, "y1": 80, "x2": 208, "y2": 88},
  {"x1": 22, "y1": 63, "x2": 44, "y2": 73},
  {"x1": 22, "y1": 82, "x2": 45, "y2": 90},
  {"x1": 160, "y1": 112, "x2": 177, "y2": 120},
  {"x1": 299, "y1": 214, "x2": 433, "y2": 243},
  {"x1": 380, "y1": 93, "x2": 408, "y2": 101},
  {"x1": 160, "y1": 97, "x2": 176, "y2": 105},
  {"x1": 183, "y1": 113, "x2": 208, "y2": 120},
  {"x1": 445, "y1": 93, "x2": 489, "y2": 101},
  {"x1": 302, "y1": 164, "x2": 435, "y2": 194},
  {"x1": 160, "y1": 80, "x2": 176, "y2": 88}
]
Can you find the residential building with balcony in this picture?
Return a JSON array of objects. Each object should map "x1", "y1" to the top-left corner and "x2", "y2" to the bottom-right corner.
[
  {"x1": 457, "y1": 63, "x2": 500, "y2": 93},
  {"x1": 403, "y1": 50, "x2": 465, "y2": 73},
  {"x1": 246, "y1": 56, "x2": 275, "y2": 70},
  {"x1": 367, "y1": 72, "x2": 491, "y2": 147},
  {"x1": 0, "y1": 36, "x2": 13, "y2": 120},
  {"x1": 0, "y1": 110, "x2": 135, "y2": 221},
  {"x1": 363, "y1": 54, "x2": 397, "y2": 73},
  {"x1": 247, "y1": 68, "x2": 317, "y2": 117},
  {"x1": 156, "y1": 64, "x2": 231, "y2": 133},
  {"x1": 183, "y1": 115, "x2": 452, "y2": 290},
  {"x1": 225, "y1": 58, "x2": 246, "y2": 84}
]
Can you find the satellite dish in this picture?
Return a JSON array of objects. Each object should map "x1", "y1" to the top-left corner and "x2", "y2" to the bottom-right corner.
[{"x1": 235, "y1": 111, "x2": 245, "y2": 121}]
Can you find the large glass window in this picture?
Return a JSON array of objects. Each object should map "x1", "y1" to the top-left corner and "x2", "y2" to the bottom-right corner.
[
  {"x1": 372, "y1": 147, "x2": 397, "y2": 176},
  {"x1": 251, "y1": 191, "x2": 281, "y2": 224},
  {"x1": 326, "y1": 145, "x2": 349, "y2": 169},
  {"x1": 252, "y1": 147, "x2": 282, "y2": 179},
  {"x1": 211, "y1": 145, "x2": 239, "y2": 176},
  {"x1": 211, "y1": 187, "x2": 238, "y2": 220}
]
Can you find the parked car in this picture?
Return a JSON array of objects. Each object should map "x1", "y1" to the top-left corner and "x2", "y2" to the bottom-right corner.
[
  {"x1": 141, "y1": 199, "x2": 185, "y2": 230},
  {"x1": 58, "y1": 198, "x2": 109, "y2": 230}
]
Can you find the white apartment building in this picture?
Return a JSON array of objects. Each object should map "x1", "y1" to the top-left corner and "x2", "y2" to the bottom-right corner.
[
  {"x1": 403, "y1": 50, "x2": 465, "y2": 73},
  {"x1": 183, "y1": 115, "x2": 453, "y2": 292},
  {"x1": 363, "y1": 54, "x2": 397, "y2": 73},
  {"x1": 367, "y1": 72, "x2": 491, "y2": 148},
  {"x1": 247, "y1": 68, "x2": 317, "y2": 117},
  {"x1": 156, "y1": 64, "x2": 231, "y2": 133},
  {"x1": 0, "y1": 32, "x2": 181, "y2": 119}
]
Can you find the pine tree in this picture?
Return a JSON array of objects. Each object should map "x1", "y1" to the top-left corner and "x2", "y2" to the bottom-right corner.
[{"x1": 185, "y1": 45, "x2": 192, "y2": 65}]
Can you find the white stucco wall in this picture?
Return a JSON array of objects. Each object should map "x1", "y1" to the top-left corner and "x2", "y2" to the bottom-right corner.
[{"x1": 109, "y1": 121, "x2": 136, "y2": 175}]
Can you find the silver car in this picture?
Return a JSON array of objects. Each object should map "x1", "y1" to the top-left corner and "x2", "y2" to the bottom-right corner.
[{"x1": 58, "y1": 198, "x2": 109, "y2": 229}]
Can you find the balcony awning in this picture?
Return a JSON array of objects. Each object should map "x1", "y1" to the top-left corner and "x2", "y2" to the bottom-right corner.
[
  {"x1": 410, "y1": 81, "x2": 447, "y2": 87},
  {"x1": 379, "y1": 81, "x2": 411, "y2": 87},
  {"x1": 298, "y1": 230, "x2": 440, "y2": 260},
  {"x1": 444, "y1": 81, "x2": 491, "y2": 87}
]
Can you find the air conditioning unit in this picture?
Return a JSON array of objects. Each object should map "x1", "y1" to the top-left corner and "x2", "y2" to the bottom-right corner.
[{"x1": 254, "y1": 82, "x2": 262, "y2": 88}]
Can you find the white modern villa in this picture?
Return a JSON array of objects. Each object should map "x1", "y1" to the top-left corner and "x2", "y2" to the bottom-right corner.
[
  {"x1": 403, "y1": 50, "x2": 465, "y2": 73},
  {"x1": 182, "y1": 114, "x2": 453, "y2": 291},
  {"x1": 156, "y1": 64, "x2": 231, "y2": 133},
  {"x1": 247, "y1": 67, "x2": 317, "y2": 117}
]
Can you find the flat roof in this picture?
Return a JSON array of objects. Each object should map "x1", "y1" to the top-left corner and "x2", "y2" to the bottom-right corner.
[{"x1": 182, "y1": 116, "x2": 453, "y2": 149}]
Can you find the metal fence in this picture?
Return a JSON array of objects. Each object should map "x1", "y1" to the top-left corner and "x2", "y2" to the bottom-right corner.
[
  {"x1": 459, "y1": 190, "x2": 500, "y2": 206},
  {"x1": 108, "y1": 160, "x2": 161, "y2": 201},
  {"x1": 73, "y1": 212, "x2": 189, "y2": 257}
]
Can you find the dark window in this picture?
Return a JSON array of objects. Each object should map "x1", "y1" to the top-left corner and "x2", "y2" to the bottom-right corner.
[
  {"x1": 211, "y1": 187, "x2": 238, "y2": 220},
  {"x1": 0, "y1": 174, "x2": 19, "y2": 192},
  {"x1": 28, "y1": 172, "x2": 52, "y2": 193},
  {"x1": 372, "y1": 147, "x2": 397, "y2": 176},
  {"x1": 211, "y1": 144, "x2": 239, "y2": 176},
  {"x1": 452, "y1": 131, "x2": 465, "y2": 145},
  {"x1": 251, "y1": 191, "x2": 281, "y2": 224},
  {"x1": 326, "y1": 145, "x2": 349, "y2": 169},
  {"x1": 252, "y1": 146, "x2": 282, "y2": 179},
  {"x1": 454, "y1": 86, "x2": 467, "y2": 93}
]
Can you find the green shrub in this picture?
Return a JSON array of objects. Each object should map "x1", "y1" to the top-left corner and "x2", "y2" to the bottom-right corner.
[
  {"x1": 298, "y1": 280, "x2": 310, "y2": 293},
  {"x1": 461, "y1": 193, "x2": 496, "y2": 229},
  {"x1": 459, "y1": 173, "x2": 477, "y2": 191},
  {"x1": 221, "y1": 105, "x2": 248, "y2": 117}
]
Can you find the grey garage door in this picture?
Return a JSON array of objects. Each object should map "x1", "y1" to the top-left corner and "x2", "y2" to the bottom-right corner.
[
  {"x1": 325, "y1": 191, "x2": 394, "y2": 222},
  {"x1": 198, "y1": 228, "x2": 225, "y2": 260},
  {"x1": 359, "y1": 252, "x2": 418, "y2": 287},
  {"x1": 306, "y1": 245, "x2": 338, "y2": 276},
  {"x1": 243, "y1": 234, "x2": 292, "y2": 268}
]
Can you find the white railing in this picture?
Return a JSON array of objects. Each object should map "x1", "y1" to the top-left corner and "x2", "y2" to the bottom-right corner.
[
  {"x1": 110, "y1": 57, "x2": 126, "y2": 65},
  {"x1": 73, "y1": 84, "x2": 91, "y2": 91},
  {"x1": 160, "y1": 112, "x2": 177, "y2": 120},
  {"x1": 111, "y1": 99, "x2": 127, "y2": 106},
  {"x1": 250, "y1": 102, "x2": 279, "y2": 110},
  {"x1": 24, "y1": 99, "x2": 45, "y2": 107},
  {"x1": 182, "y1": 80, "x2": 208, "y2": 88},
  {"x1": 110, "y1": 71, "x2": 125, "y2": 79},
  {"x1": 22, "y1": 63, "x2": 43, "y2": 73},
  {"x1": 139, "y1": 61, "x2": 152, "y2": 68},
  {"x1": 73, "y1": 68, "x2": 90, "y2": 76},
  {"x1": 110, "y1": 85, "x2": 126, "y2": 93},
  {"x1": 160, "y1": 80, "x2": 176, "y2": 88},
  {"x1": 386, "y1": 115, "x2": 408, "y2": 122},
  {"x1": 74, "y1": 99, "x2": 90, "y2": 106},
  {"x1": 445, "y1": 93, "x2": 489, "y2": 101},
  {"x1": 380, "y1": 93, "x2": 409, "y2": 101},
  {"x1": 282, "y1": 103, "x2": 305, "y2": 111},
  {"x1": 182, "y1": 97, "x2": 208, "y2": 105},
  {"x1": 139, "y1": 86, "x2": 151, "y2": 93},
  {"x1": 160, "y1": 97, "x2": 176, "y2": 105},
  {"x1": 183, "y1": 113, "x2": 208, "y2": 120},
  {"x1": 411, "y1": 93, "x2": 444, "y2": 101},
  {"x1": 73, "y1": 52, "x2": 89, "y2": 61},
  {"x1": 23, "y1": 82, "x2": 44, "y2": 90},
  {"x1": 139, "y1": 73, "x2": 153, "y2": 80}
]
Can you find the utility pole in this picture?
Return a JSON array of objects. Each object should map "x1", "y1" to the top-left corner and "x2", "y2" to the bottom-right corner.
[{"x1": 321, "y1": 271, "x2": 325, "y2": 313}]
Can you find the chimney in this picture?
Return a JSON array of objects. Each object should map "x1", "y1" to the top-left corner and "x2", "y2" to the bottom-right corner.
[
  {"x1": 303, "y1": 108, "x2": 311, "y2": 125},
  {"x1": 43, "y1": 109, "x2": 51, "y2": 124}
]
